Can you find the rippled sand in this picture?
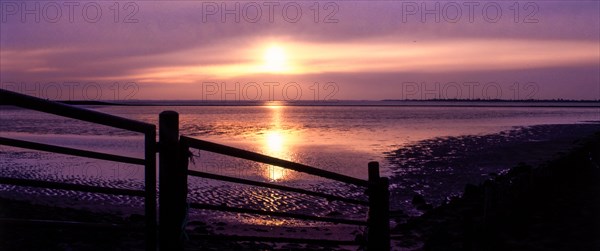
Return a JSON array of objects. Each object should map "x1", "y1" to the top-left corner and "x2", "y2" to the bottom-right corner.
[{"x1": 386, "y1": 122, "x2": 600, "y2": 216}]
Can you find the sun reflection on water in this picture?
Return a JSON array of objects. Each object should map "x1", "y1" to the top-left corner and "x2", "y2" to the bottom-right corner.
[
  {"x1": 260, "y1": 105, "x2": 297, "y2": 182},
  {"x1": 265, "y1": 131, "x2": 284, "y2": 152},
  {"x1": 262, "y1": 130, "x2": 291, "y2": 181}
]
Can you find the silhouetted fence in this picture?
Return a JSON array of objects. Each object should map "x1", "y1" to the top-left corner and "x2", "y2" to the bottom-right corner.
[
  {"x1": 158, "y1": 111, "x2": 390, "y2": 250},
  {"x1": 0, "y1": 89, "x2": 390, "y2": 250},
  {"x1": 0, "y1": 89, "x2": 157, "y2": 251}
]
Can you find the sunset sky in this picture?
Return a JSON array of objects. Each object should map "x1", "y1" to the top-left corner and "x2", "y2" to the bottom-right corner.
[{"x1": 1, "y1": 1, "x2": 598, "y2": 100}]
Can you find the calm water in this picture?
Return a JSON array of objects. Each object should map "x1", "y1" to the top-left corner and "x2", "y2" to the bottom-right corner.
[
  {"x1": 1, "y1": 103, "x2": 599, "y2": 180},
  {"x1": 0, "y1": 102, "x2": 599, "y2": 221}
]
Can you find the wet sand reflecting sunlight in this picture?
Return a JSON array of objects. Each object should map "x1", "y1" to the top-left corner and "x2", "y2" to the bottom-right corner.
[{"x1": 261, "y1": 104, "x2": 297, "y2": 182}]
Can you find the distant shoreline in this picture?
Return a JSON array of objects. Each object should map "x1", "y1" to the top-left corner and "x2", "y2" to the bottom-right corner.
[{"x1": 2, "y1": 99, "x2": 598, "y2": 108}]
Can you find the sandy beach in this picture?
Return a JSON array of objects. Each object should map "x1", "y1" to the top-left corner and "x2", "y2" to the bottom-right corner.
[
  {"x1": 386, "y1": 122, "x2": 600, "y2": 217},
  {"x1": 392, "y1": 129, "x2": 600, "y2": 251}
]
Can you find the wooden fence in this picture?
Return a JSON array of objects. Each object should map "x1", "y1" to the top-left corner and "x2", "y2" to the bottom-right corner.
[
  {"x1": 0, "y1": 89, "x2": 390, "y2": 250},
  {"x1": 0, "y1": 89, "x2": 157, "y2": 251}
]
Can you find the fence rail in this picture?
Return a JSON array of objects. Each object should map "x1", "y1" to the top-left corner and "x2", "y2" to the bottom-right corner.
[
  {"x1": 0, "y1": 137, "x2": 146, "y2": 165},
  {"x1": 188, "y1": 234, "x2": 360, "y2": 246},
  {"x1": 0, "y1": 177, "x2": 146, "y2": 197},
  {"x1": 187, "y1": 170, "x2": 369, "y2": 205},
  {"x1": 0, "y1": 218, "x2": 145, "y2": 230},
  {"x1": 181, "y1": 136, "x2": 369, "y2": 187},
  {"x1": 189, "y1": 202, "x2": 368, "y2": 226},
  {"x1": 0, "y1": 89, "x2": 157, "y2": 251},
  {"x1": 159, "y1": 112, "x2": 390, "y2": 250},
  {"x1": 0, "y1": 89, "x2": 154, "y2": 133}
]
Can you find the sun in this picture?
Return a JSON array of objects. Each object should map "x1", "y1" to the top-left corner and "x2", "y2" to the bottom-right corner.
[{"x1": 263, "y1": 45, "x2": 287, "y2": 72}]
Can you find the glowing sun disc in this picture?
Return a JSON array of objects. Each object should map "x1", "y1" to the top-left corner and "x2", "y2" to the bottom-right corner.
[{"x1": 263, "y1": 46, "x2": 287, "y2": 72}]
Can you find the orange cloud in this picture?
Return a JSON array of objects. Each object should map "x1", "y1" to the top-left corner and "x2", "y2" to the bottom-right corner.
[{"x1": 124, "y1": 38, "x2": 598, "y2": 83}]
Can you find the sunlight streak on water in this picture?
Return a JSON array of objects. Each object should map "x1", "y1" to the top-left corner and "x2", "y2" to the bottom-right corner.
[{"x1": 261, "y1": 105, "x2": 295, "y2": 182}]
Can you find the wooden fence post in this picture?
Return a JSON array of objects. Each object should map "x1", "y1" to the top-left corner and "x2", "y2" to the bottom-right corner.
[
  {"x1": 367, "y1": 161, "x2": 390, "y2": 251},
  {"x1": 380, "y1": 176, "x2": 390, "y2": 250},
  {"x1": 144, "y1": 128, "x2": 157, "y2": 251},
  {"x1": 159, "y1": 111, "x2": 186, "y2": 251}
]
